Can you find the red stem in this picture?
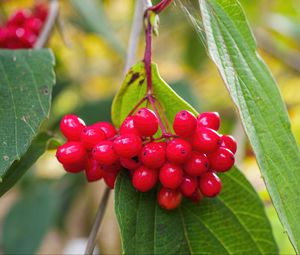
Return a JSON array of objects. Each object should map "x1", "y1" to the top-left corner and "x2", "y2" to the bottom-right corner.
[
  {"x1": 149, "y1": 0, "x2": 173, "y2": 14},
  {"x1": 141, "y1": 1, "x2": 174, "y2": 139}
]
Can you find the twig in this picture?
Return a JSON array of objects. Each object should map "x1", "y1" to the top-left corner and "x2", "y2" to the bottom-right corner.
[
  {"x1": 84, "y1": 187, "x2": 111, "y2": 255},
  {"x1": 34, "y1": 0, "x2": 59, "y2": 49}
]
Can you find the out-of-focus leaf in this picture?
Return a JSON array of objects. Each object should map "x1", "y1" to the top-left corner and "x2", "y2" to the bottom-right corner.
[
  {"x1": 69, "y1": 0, "x2": 124, "y2": 55},
  {"x1": 199, "y1": 0, "x2": 300, "y2": 251},
  {"x1": 0, "y1": 50, "x2": 55, "y2": 180},
  {"x1": 0, "y1": 133, "x2": 56, "y2": 197},
  {"x1": 170, "y1": 80, "x2": 201, "y2": 111},
  {"x1": 2, "y1": 182, "x2": 58, "y2": 254},
  {"x1": 75, "y1": 97, "x2": 113, "y2": 125},
  {"x1": 115, "y1": 167, "x2": 277, "y2": 254}
]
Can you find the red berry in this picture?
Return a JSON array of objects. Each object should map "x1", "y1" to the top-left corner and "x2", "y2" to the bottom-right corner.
[
  {"x1": 92, "y1": 141, "x2": 118, "y2": 165},
  {"x1": 132, "y1": 166, "x2": 158, "y2": 192},
  {"x1": 85, "y1": 158, "x2": 103, "y2": 182},
  {"x1": 191, "y1": 127, "x2": 220, "y2": 153},
  {"x1": 91, "y1": 122, "x2": 117, "y2": 139},
  {"x1": 220, "y1": 135, "x2": 237, "y2": 154},
  {"x1": 120, "y1": 116, "x2": 140, "y2": 136},
  {"x1": 189, "y1": 189, "x2": 203, "y2": 203},
  {"x1": 56, "y1": 142, "x2": 86, "y2": 165},
  {"x1": 34, "y1": 4, "x2": 48, "y2": 22},
  {"x1": 208, "y1": 147, "x2": 235, "y2": 172},
  {"x1": 159, "y1": 163, "x2": 183, "y2": 189},
  {"x1": 180, "y1": 175, "x2": 197, "y2": 197},
  {"x1": 197, "y1": 112, "x2": 220, "y2": 131},
  {"x1": 134, "y1": 108, "x2": 158, "y2": 136},
  {"x1": 63, "y1": 161, "x2": 86, "y2": 173},
  {"x1": 173, "y1": 110, "x2": 197, "y2": 137},
  {"x1": 140, "y1": 142, "x2": 166, "y2": 169},
  {"x1": 25, "y1": 17, "x2": 43, "y2": 35},
  {"x1": 199, "y1": 172, "x2": 222, "y2": 197},
  {"x1": 60, "y1": 114, "x2": 86, "y2": 141},
  {"x1": 7, "y1": 10, "x2": 30, "y2": 27},
  {"x1": 184, "y1": 151, "x2": 209, "y2": 176},
  {"x1": 113, "y1": 134, "x2": 142, "y2": 158},
  {"x1": 100, "y1": 161, "x2": 122, "y2": 172},
  {"x1": 120, "y1": 156, "x2": 141, "y2": 170},
  {"x1": 80, "y1": 127, "x2": 106, "y2": 149},
  {"x1": 158, "y1": 187, "x2": 182, "y2": 210},
  {"x1": 166, "y1": 138, "x2": 192, "y2": 164},
  {"x1": 103, "y1": 171, "x2": 118, "y2": 189}
]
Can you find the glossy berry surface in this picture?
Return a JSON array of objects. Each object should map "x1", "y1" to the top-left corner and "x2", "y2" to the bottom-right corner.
[
  {"x1": 220, "y1": 135, "x2": 237, "y2": 154},
  {"x1": 158, "y1": 187, "x2": 182, "y2": 210},
  {"x1": 56, "y1": 142, "x2": 86, "y2": 165},
  {"x1": 180, "y1": 175, "x2": 197, "y2": 197},
  {"x1": 173, "y1": 110, "x2": 197, "y2": 137},
  {"x1": 189, "y1": 189, "x2": 203, "y2": 203},
  {"x1": 92, "y1": 122, "x2": 117, "y2": 139},
  {"x1": 209, "y1": 147, "x2": 235, "y2": 172},
  {"x1": 85, "y1": 158, "x2": 103, "y2": 182},
  {"x1": 134, "y1": 108, "x2": 158, "y2": 136},
  {"x1": 80, "y1": 127, "x2": 106, "y2": 149},
  {"x1": 184, "y1": 151, "x2": 209, "y2": 176},
  {"x1": 113, "y1": 134, "x2": 142, "y2": 158},
  {"x1": 191, "y1": 127, "x2": 220, "y2": 153},
  {"x1": 120, "y1": 156, "x2": 141, "y2": 170},
  {"x1": 140, "y1": 142, "x2": 166, "y2": 169},
  {"x1": 166, "y1": 138, "x2": 192, "y2": 164},
  {"x1": 132, "y1": 166, "x2": 158, "y2": 192},
  {"x1": 119, "y1": 116, "x2": 140, "y2": 136},
  {"x1": 60, "y1": 114, "x2": 86, "y2": 141},
  {"x1": 103, "y1": 171, "x2": 118, "y2": 189},
  {"x1": 159, "y1": 163, "x2": 183, "y2": 189},
  {"x1": 197, "y1": 112, "x2": 220, "y2": 131},
  {"x1": 92, "y1": 141, "x2": 118, "y2": 165},
  {"x1": 199, "y1": 172, "x2": 222, "y2": 197},
  {"x1": 63, "y1": 161, "x2": 85, "y2": 173}
]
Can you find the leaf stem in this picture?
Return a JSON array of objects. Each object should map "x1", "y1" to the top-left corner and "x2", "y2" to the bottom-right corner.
[
  {"x1": 84, "y1": 187, "x2": 111, "y2": 255},
  {"x1": 34, "y1": 0, "x2": 59, "y2": 49}
]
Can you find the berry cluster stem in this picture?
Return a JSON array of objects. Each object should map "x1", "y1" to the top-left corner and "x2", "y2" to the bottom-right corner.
[{"x1": 143, "y1": 0, "x2": 173, "y2": 138}]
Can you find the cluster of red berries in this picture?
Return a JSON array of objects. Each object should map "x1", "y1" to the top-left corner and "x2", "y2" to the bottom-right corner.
[
  {"x1": 56, "y1": 109, "x2": 236, "y2": 210},
  {"x1": 0, "y1": 4, "x2": 48, "y2": 49}
]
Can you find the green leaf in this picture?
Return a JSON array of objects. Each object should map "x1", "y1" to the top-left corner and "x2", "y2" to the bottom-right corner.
[
  {"x1": 115, "y1": 168, "x2": 277, "y2": 254},
  {"x1": 113, "y1": 63, "x2": 277, "y2": 254},
  {"x1": 199, "y1": 0, "x2": 300, "y2": 251},
  {"x1": 0, "y1": 132, "x2": 56, "y2": 197},
  {"x1": 2, "y1": 182, "x2": 58, "y2": 254},
  {"x1": 112, "y1": 62, "x2": 197, "y2": 127},
  {"x1": 0, "y1": 50, "x2": 55, "y2": 180},
  {"x1": 69, "y1": 0, "x2": 125, "y2": 55}
]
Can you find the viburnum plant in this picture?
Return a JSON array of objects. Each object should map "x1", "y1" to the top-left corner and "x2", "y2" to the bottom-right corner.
[{"x1": 1, "y1": 0, "x2": 300, "y2": 254}]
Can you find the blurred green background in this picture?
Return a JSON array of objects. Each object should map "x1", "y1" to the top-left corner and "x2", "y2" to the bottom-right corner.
[{"x1": 1, "y1": 0, "x2": 300, "y2": 254}]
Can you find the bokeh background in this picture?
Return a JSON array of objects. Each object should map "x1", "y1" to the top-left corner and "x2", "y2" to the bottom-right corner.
[{"x1": 0, "y1": 0, "x2": 300, "y2": 254}]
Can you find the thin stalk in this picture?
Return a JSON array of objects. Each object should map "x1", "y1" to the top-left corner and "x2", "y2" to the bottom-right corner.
[
  {"x1": 84, "y1": 187, "x2": 111, "y2": 255},
  {"x1": 34, "y1": 0, "x2": 59, "y2": 49}
]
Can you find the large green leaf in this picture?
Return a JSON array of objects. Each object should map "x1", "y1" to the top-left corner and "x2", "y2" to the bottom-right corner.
[
  {"x1": 198, "y1": 0, "x2": 300, "y2": 251},
  {"x1": 112, "y1": 62, "x2": 197, "y2": 127},
  {"x1": 0, "y1": 132, "x2": 55, "y2": 197},
  {"x1": 115, "y1": 168, "x2": 277, "y2": 254},
  {"x1": 113, "y1": 63, "x2": 277, "y2": 254},
  {"x1": 0, "y1": 50, "x2": 55, "y2": 180}
]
